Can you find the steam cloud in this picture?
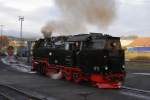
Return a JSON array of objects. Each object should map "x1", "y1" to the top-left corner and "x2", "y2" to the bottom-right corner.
[
  {"x1": 41, "y1": 20, "x2": 86, "y2": 36},
  {"x1": 41, "y1": 0, "x2": 116, "y2": 37},
  {"x1": 41, "y1": 23, "x2": 53, "y2": 38}
]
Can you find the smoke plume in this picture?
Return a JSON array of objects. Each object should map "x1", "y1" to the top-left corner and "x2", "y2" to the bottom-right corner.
[
  {"x1": 41, "y1": 0, "x2": 116, "y2": 36},
  {"x1": 42, "y1": 20, "x2": 87, "y2": 36},
  {"x1": 41, "y1": 23, "x2": 53, "y2": 38}
]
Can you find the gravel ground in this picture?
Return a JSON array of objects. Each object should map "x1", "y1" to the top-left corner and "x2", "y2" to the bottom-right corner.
[{"x1": 0, "y1": 57, "x2": 150, "y2": 100}]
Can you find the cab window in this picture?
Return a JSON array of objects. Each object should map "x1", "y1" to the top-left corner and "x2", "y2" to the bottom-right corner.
[{"x1": 83, "y1": 40, "x2": 105, "y2": 50}]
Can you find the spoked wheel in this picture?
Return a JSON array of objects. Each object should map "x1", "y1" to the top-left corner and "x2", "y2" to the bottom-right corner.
[
  {"x1": 41, "y1": 65, "x2": 46, "y2": 75},
  {"x1": 36, "y1": 64, "x2": 41, "y2": 74},
  {"x1": 64, "y1": 71, "x2": 72, "y2": 81},
  {"x1": 36, "y1": 64, "x2": 45, "y2": 75},
  {"x1": 73, "y1": 73, "x2": 82, "y2": 83}
]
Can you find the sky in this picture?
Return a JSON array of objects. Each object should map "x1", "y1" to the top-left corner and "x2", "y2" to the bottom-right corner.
[{"x1": 0, "y1": 0, "x2": 150, "y2": 38}]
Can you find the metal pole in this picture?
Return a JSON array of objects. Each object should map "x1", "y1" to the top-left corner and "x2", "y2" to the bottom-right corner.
[
  {"x1": 18, "y1": 16, "x2": 24, "y2": 57},
  {"x1": 27, "y1": 41, "x2": 32, "y2": 64},
  {"x1": 19, "y1": 16, "x2": 24, "y2": 41},
  {"x1": 20, "y1": 19, "x2": 22, "y2": 40},
  {"x1": 0, "y1": 25, "x2": 4, "y2": 47}
]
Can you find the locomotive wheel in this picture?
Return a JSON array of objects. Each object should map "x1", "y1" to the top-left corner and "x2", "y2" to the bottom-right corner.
[
  {"x1": 73, "y1": 73, "x2": 81, "y2": 83},
  {"x1": 36, "y1": 64, "x2": 41, "y2": 74},
  {"x1": 41, "y1": 65, "x2": 45, "y2": 75},
  {"x1": 36, "y1": 64, "x2": 45, "y2": 75},
  {"x1": 64, "y1": 71, "x2": 72, "y2": 81}
]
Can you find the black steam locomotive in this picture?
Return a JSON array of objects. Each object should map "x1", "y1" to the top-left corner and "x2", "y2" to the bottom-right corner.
[{"x1": 32, "y1": 33, "x2": 125, "y2": 88}]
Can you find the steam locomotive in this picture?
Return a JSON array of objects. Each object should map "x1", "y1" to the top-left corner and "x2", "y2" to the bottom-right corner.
[{"x1": 32, "y1": 33, "x2": 126, "y2": 88}]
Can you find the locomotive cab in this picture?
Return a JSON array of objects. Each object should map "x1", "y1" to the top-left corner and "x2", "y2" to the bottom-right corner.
[
  {"x1": 66, "y1": 33, "x2": 125, "y2": 74},
  {"x1": 66, "y1": 33, "x2": 125, "y2": 88}
]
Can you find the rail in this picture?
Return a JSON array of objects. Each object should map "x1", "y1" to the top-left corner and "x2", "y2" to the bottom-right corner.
[
  {"x1": 0, "y1": 84, "x2": 45, "y2": 100},
  {"x1": 121, "y1": 86, "x2": 150, "y2": 100}
]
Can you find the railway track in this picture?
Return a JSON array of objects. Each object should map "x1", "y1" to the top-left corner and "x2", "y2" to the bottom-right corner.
[
  {"x1": 123, "y1": 86, "x2": 150, "y2": 93},
  {"x1": 0, "y1": 84, "x2": 44, "y2": 100},
  {"x1": 0, "y1": 92, "x2": 10, "y2": 100},
  {"x1": 121, "y1": 86, "x2": 150, "y2": 100}
]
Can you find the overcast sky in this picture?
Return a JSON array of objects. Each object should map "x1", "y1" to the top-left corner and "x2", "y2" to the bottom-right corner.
[{"x1": 0, "y1": 0, "x2": 150, "y2": 38}]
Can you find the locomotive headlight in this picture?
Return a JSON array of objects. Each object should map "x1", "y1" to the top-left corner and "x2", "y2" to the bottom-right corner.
[
  {"x1": 94, "y1": 66, "x2": 97, "y2": 71},
  {"x1": 49, "y1": 52, "x2": 52, "y2": 56},
  {"x1": 93, "y1": 67, "x2": 96, "y2": 71},
  {"x1": 104, "y1": 56, "x2": 107, "y2": 58},
  {"x1": 105, "y1": 66, "x2": 108, "y2": 70},
  {"x1": 111, "y1": 42, "x2": 117, "y2": 47},
  {"x1": 94, "y1": 66, "x2": 100, "y2": 71},
  {"x1": 122, "y1": 65, "x2": 125, "y2": 69}
]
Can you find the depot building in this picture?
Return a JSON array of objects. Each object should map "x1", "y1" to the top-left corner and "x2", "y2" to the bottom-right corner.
[{"x1": 127, "y1": 37, "x2": 150, "y2": 52}]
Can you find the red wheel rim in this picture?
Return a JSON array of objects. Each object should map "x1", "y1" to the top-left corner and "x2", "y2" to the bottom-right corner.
[
  {"x1": 74, "y1": 74, "x2": 81, "y2": 83},
  {"x1": 65, "y1": 72, "x2": 72, "y2": 81}
]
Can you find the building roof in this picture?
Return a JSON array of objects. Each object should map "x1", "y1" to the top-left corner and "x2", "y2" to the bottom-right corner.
[
  {"x1": 128, "y1": 37, "x2": 150, "y2": 47},
  {"x1": 121, "y1": 40, "x2": 134, "y2": 47}
]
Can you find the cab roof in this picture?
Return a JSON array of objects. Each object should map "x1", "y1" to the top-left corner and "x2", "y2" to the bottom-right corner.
[{"x1": 67, "y1": 33, "x2": 119, "y2": 42}]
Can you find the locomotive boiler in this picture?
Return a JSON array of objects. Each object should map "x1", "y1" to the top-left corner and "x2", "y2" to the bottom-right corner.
[{"x1": 32, "y1": 33, "x2": 126, "y2": 88}]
